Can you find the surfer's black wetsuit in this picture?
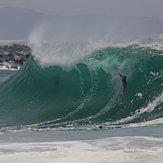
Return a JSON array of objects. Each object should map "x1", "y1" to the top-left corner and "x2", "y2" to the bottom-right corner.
[{"x1": 119, "y1": 73, "x2": 127, "y2": 93}]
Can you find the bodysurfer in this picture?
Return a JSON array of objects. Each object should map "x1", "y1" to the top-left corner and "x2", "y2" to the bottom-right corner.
[
  {"x1": 119, "y1": 72, "x2": 127, "y2": 93},
  {"x1": 54, "y1": 74, "x2": 60, "y2": 85},
  {"x1": 99, "y1": 125, "x2": 102, "y2": 129}
]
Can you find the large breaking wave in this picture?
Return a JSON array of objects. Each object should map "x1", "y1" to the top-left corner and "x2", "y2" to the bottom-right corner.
[{"x1": 0, "y1": 42, "x2": 163, "y2": 131}]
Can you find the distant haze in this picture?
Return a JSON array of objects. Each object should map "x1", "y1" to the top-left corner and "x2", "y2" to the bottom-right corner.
[
  {"x1": 0, "y1": 0, "x2": 163, "y2": 23},
  {"x1": 0, "y1": 6, "x2": 163, "y2": 44}
]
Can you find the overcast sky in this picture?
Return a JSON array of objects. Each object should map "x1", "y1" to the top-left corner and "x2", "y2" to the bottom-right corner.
[{"x1": 0, "y1": 0, "x2": 163, "y2": 23}]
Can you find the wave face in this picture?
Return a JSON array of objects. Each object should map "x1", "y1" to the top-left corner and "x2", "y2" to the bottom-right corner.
[{"x1": 0, "y1": 43, "x2": 163, "y2": 130}]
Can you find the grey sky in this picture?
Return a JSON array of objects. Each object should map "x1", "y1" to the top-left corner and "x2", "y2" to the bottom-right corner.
[{"x1": 0, "y1": 0, "x2": 163, "y2": 23}]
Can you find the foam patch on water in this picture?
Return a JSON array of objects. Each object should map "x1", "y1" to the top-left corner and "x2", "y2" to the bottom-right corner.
[
  {"x1": 1, "y1": 126, "x2": 163, "y2": 162},
  {"x1": 0, "y1": 149, "x2": 163, "y2": 163},
  {"x1": 0, "y1": 136, "x2": 163, "y2": 152},
  {"x1": 1, "y1": 136, "x2": 163, "y2": 163}
]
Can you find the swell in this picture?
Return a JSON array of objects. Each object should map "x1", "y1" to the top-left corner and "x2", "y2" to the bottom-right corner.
[{"x1": 0, "y1": 44, "x2": 163, "y2": 130}]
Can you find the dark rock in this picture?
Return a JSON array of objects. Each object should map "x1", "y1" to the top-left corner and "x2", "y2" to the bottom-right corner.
[{"x1": 0, "y1": 43, "x2": 31, "y2": 69}]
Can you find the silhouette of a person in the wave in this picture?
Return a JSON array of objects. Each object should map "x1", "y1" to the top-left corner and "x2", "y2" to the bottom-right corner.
[
  {"x1": 99, "y1": 126, "x2": 102, "y2": 129},
  {"x1": 119, "y1": 72, "x2": 127, "y2": 93},
  {"x1": 53, "y1": 75, "x2": 60, "y2": 85}
]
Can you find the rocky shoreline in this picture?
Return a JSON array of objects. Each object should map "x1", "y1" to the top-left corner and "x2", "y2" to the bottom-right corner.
[{"x1": 0, "y1": 43, "x2": 31, "y2": 70}]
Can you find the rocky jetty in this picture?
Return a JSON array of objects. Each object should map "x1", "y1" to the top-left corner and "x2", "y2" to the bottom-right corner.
[{"x1": 0, "y1": 43, "x2": 31, "y2": 70}]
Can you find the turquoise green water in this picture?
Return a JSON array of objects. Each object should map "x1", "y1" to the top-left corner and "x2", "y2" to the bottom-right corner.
[{"x1": 0, "y1": 44, "x2": 163, "y2": 131}]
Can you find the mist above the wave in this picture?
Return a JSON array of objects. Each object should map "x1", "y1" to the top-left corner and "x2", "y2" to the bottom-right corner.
[
  {"x1": 28, "y1": 15, "x2": 163, "y2": 69},
  {"x1": 29, "y1": 15, "x2": 163, "y2": 44},
  {"x1": 28, "y1": 25, "x2": 102, "y2": 70}
]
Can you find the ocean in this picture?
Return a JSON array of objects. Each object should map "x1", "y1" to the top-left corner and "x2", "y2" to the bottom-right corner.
[{"x1": 0, "y1": 42, "x2": 163, "y2": 162}]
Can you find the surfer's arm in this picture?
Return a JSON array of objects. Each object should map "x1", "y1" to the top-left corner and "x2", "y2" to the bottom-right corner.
[
  {"x1": 119, "y1": 73, "x2": 126, "y2": 79},
  {"x1": 119, "y1": 73, "x2": 123, "y2": 77}
]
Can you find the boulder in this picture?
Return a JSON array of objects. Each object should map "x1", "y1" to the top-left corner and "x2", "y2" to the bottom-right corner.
[{"x1": 0, "y1": 43, "x2": 31, "y2": 70}]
